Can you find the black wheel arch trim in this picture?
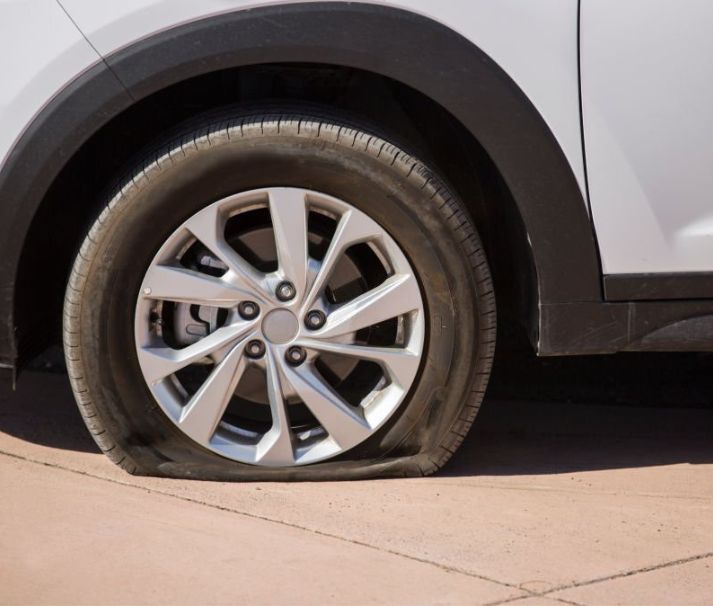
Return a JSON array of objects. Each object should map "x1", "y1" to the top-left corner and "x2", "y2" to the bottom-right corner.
[{"x1": 0, "y1": 1, "x2": 603, "y2": 370}]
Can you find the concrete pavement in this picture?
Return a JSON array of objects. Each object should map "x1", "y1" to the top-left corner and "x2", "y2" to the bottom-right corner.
[{"x1": 1, "y1": 371, "x2": 712, "y2": 605}]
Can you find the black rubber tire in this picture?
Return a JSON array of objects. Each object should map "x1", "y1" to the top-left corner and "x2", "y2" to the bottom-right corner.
[{"x1": 63, "y1": 111, "x2": 496, "y2": 480}]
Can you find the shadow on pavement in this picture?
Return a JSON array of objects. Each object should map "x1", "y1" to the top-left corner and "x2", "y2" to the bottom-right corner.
[
  {"x1": 447, "y1": 399, "x2": 713, "y2": 476},
  {"x1": 0, "y1": 371, "x2": 99, "y2": 454},
  {"x1": 1, "y1": 349, "x2": 712, "y2": 473},
  {"x1": 447, "y1": 349, "x2": 713, "y2": 476}
]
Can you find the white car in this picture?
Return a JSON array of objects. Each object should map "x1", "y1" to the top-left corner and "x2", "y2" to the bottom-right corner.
[{"x1": 0, "y1": 1, "x2": 710, "y2": 480}]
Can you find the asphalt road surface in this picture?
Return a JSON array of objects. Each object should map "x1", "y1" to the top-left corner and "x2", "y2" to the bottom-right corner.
[{"x1": 1, "y1": 367, "x2": 712, "y2": 605}]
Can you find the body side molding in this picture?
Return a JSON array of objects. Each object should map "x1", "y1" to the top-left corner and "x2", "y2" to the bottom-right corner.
[{"x1": 604, "y1": 273, "x2": 713, "y2": 301}]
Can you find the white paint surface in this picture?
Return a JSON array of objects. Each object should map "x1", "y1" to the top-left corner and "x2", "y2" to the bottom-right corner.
[
  {"x1": 0, "y1": 0, "x2": 586, "y2": 201},
  {"x1": 0, "y1": 0, "x2": 99, "y2": 167},
  {"x1": 582, "y1": 0, "x2": 713, "y2": 273}
]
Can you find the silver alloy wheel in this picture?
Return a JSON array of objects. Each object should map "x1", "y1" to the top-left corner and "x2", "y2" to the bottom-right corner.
[{"x1": 134, "y1": 187, "x2": 425, "y2": 466}]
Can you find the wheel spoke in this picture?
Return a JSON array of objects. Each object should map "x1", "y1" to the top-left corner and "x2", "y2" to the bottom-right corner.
[
  {"x1": 142, "y1": 265, "x2": 253, "y2": 307},
  {"x1": 296, "y1": 339, "x2": 420, "y2": 388},
  {"x1": 303, "y1": 209, "x2": 382, "y2": 309},
  {"x1": 315, "y1": 274, "x2": 420, "y2": 339},
  {"x1": 183, "y1": 203, "x2": 268, "y2": 301},
  {"x1": 269, "y1": 189, "x2": 309, "y2": 299},
  {"x1": 138, "y1": 321, "x2": 256, "y2": 384},
  {"x1": 283, "y1": 362, "x2": 371, "y2": 448},
  {"x1": 178, "y1": 340, "x2": 248, "y2": 444},
  {"x1": 255, "y1": 348, "x2": 295, "y2": 465}
]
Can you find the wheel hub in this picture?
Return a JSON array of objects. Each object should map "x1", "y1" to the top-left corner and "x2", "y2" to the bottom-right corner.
[{"x1": 261, "y1": 309, "x2": 299, "y2": 344}]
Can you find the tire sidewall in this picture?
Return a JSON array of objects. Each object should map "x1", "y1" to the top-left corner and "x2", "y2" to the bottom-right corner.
[{"x1": 76, "y1": 119, "x2": 488, "y2": 476}]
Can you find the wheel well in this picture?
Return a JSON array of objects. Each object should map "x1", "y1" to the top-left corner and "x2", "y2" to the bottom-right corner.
[{"x1": 16, "y1": 63, "x2": 536, "y2": 365}]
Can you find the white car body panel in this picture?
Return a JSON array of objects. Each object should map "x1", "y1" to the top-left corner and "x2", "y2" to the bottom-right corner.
[
  {"x1": 3, "y1": 1, "x2": 710, "y2": 279},
  {"x1": 582, "y1": 0, "x2": 713, "y2": 274},
  {"x1": 0, "y1": 0, "x2": 586, "y2": 202},
  {"x1": 0, "y1": 0, "x2": 99, "y2": 167}
]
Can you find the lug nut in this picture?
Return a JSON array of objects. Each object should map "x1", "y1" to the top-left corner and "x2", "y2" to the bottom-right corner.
[
  {"x1": 305, "y1": 310, "x2": 326, "y2": 330},
  {"x1": 238, "y1": 300, "x2": 259, "y2": 320},
  {"x1": 276, "y1": 281, "x2": 296, "y2": 301},
  {"x1": 245, "y1": 339, "x2": 266, "y2": 359},
  {"x1": 285, "y1": 346, "x2": 307, "y2": 366}
]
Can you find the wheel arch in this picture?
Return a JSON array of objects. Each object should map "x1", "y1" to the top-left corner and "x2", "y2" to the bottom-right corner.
[{"x1": 0, "y1": 2, "x2": 602, "y2": 372}]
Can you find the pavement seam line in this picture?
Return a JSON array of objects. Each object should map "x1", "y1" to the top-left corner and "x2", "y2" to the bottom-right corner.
[
  {"x1": 482, "y1": 551, "x2": 713, "y2": 606},
  {"x1": 0, "y1": 448, "x2": 531, "y2": 599},
  {"x1": 549, "y1": 597, "x2": 587, "y2": 606},
  {"x1": 428, "y1": 479, "x2": 713, "y2": 503},
  {"x1": 482, "y1": 591, "x2": 586, "y2": 606},
  {"x1": 539, "y1": 550, "x2": 713, "y2": 597}
]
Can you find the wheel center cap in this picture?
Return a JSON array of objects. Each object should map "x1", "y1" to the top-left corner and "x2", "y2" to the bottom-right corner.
[{"x1": 261, "y1": 309, "x2": 299, "y2": 344}]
